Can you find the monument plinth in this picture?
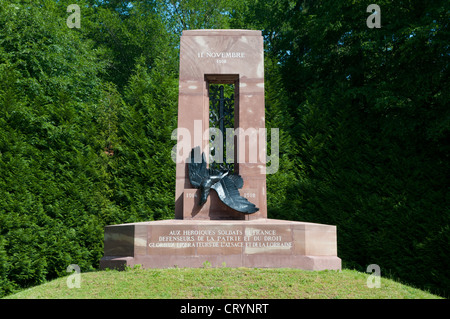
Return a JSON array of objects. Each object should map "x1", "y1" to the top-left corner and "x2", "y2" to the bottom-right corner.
[
  {"x1": 100, "y1": 219, "x2": 340, "y2": 270},
  {"x1": 100, "y1": 30, "x2": 341, "y2": 271}
]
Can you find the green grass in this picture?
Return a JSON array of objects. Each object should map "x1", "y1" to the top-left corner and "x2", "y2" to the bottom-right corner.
[{"x1": 3, "y1": 267, "x2": 443, "y2": 299}]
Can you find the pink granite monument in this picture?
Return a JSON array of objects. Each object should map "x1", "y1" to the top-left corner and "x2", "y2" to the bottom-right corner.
[{"x1": 100, "y1": 30, "x2": 341, "y2": 271}]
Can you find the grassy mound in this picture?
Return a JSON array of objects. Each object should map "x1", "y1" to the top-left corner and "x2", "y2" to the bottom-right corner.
[{"x1": 3, "y1": 267, "x2": 442, "y2": 299}]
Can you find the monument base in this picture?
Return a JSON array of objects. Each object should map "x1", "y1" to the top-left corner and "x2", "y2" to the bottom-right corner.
[{"x1": 99, "y1": 219, "x2": 341, "y2": 271}]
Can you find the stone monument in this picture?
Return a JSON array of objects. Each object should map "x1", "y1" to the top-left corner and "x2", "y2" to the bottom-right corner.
[{"x1": 100, "y1": 30, "x2": 341, "y2": 270}]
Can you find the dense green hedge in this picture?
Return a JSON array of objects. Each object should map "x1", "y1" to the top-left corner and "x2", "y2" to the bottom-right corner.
[
  {"x1": 0, "y1": 1, "x2": 177, "y2": 296},
  {"x1": 259, "y1": 0, "x2": 449, "y2": 296},
  {"x1": 1, "y1": 0, "x2": 448, "y2": 298}
]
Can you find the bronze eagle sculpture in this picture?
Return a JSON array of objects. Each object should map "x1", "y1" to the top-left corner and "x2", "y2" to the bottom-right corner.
[{"x1": 188, "y1": 146, "x2": 259, "y2": 214}]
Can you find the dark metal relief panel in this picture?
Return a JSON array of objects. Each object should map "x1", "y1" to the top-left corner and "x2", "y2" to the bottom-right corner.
[{"x1": 209, "y1": 84, "x2": 235, "y2": 172}]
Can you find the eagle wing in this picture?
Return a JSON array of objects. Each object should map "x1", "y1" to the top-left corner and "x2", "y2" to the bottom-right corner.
[
  {"x1": 211, "y1": 175, "x2": 259, "y2": 214},
  {"x1": 188, "y1": 146, "x2": 208, "y2": 188},
  {"x1": 227, "y1": 173, "x2": 243, "y2": 189}
]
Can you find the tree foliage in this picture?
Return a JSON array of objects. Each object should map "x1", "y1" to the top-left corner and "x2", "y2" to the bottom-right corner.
[
  {"x1": 0, "y1": 0, "x2": 448, "y2": 297},
  {"x1": 251, "y1": 0, "x2": 449, "y2": 296}
]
